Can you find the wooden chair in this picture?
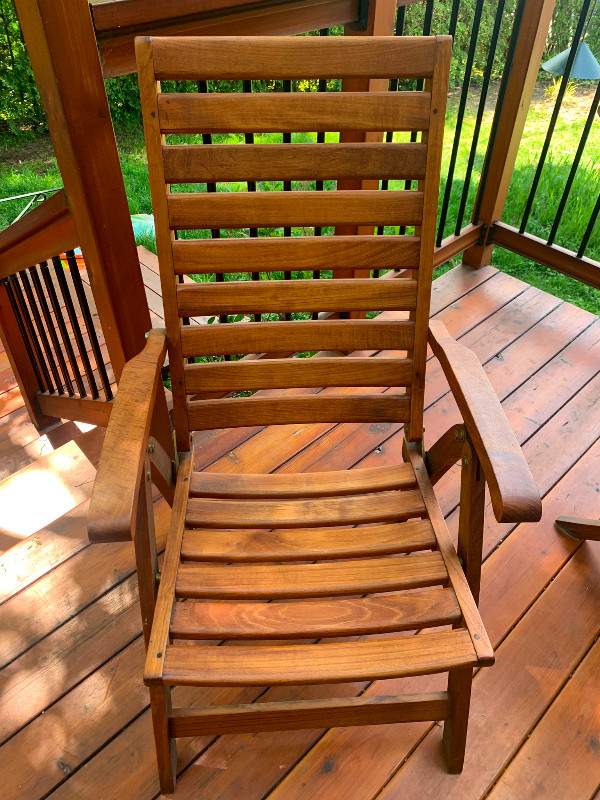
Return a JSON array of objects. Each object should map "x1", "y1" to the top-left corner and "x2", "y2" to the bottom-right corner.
[{"x1": 88, "y1": 34, "x2": 542, "y2": 794}]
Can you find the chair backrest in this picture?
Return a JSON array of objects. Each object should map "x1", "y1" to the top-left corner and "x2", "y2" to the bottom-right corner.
[{"x1": 136, "y1": 34, "x2": 451, "y2": 452}]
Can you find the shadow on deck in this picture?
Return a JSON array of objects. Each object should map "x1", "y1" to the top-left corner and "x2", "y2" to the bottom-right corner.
[{"x1": 0, "y1": 264, "x2": 599, "y2": 800}]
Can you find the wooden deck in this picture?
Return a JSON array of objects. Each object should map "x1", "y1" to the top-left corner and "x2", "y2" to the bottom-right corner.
[{"x1": 1, "y1": 263, "x2": 599, "y2": 800}]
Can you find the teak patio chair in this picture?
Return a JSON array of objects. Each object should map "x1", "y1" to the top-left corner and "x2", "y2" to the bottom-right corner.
[{"x1": 88, "y1": 34, "x2": 542, "y2": 794}]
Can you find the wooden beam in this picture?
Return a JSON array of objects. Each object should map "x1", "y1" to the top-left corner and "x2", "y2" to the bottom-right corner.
[
  {"x1": 433, "y1": 224, "x2": 482, "y2": 268},
  {"x1": 0, "y1": 190, "x2": 77, "y2": 279},
  {"x1": 168, "y1": 693, "x2": 452, "y2": 736},
  {"x1": 492, "y1": 222, "x2": 600, "y2": 290},
  {"x1": 97, "y1": 0, "x2": 361, "y2": 78},
  {"x1": 37, "y1": 392, "x2": 113, "y2": 427},
  {"x1": 463, "y1": 0, "x2": 556, "y2": 267},
  {"x1": 0, "y1": 282, "x2": 59, "y2": 430},
  {"x1": 14, "y1": 0, "x2": 152, "y2": 378}
]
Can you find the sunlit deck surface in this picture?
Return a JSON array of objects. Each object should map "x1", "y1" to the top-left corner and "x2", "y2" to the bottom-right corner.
[{"x1": 1, "y1": 264, "x2": 599, "y2": 800}]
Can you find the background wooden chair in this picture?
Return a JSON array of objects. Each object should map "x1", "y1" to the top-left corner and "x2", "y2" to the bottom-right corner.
[{"x1": 88, "y1": 34, "x2": 542, "y2": 794}]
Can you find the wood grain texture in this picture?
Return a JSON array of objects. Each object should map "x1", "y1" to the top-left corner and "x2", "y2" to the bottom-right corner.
[
  {"x1": 168, "y1": 190, "x2": 423, "y2": 230},
  {"x1": 168, "y1": 692, "x2": 452, "y2": 736},
  {"x1": 184, "y1": 357, "x2": 413, "y2": 393},
  {"x1": 177, "y1": 278, "x2": 418, "y2": 316},
  {"x1": 180, "y1": 318, "x2": 415, "y2": 357},
  {"x1": 172, "y1": 235, "x2": 420, "y2": 275},
  {"x1": 88, "y1": 329, "x2": 166, "y2": 543},
  {"x1": 185, "y1": 486, "x2": 425, "y2": 528},
  {"x1": 186, "y1": 393, "x2": 411, "y2": 431},
  {"x1": 100, "y1": 1, "x2": 365, "y2": 77},
  {"x1": 164, "y1": 142, "x2": 427, "y2": 183},
  {"x1": 162, "y1": 629, "x2": 477, "y2": 686},
  {"x1": 175, "y1": 552, "x2": 447, "y2": 599},
  {"x1": 93, "y1": 0, "x2": 272, "y2": 32},
  {"x1": 181, "y1": 519, "x2": 436, "y2": 562},
  {"x1": 188, "y1": 463, "x2": 417, "y2": 498},
  {"x1": 170, "y1": 589, "x2": 461, "y2": 639},
  {"x1": 159, "y1": 92, "x2": 430, "y2": 133},
  {"x1": 0, "y1": 189, "x2": 77, "y2": 279},
  {"x1": 149, "y1": 35, "x2": 438, "y2": 79},
  {"x1": 428, "y1": 319, "x2": 542, "y2": 524}
]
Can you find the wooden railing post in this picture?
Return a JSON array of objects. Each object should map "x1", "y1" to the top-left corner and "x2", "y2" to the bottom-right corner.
[
  {"x1": 13, "y1": 0, "x2": 149, "y2": 377},
  {"x1": 0, "y1": 280, "x2": 58, "y2": 429},
  {"x1": 14, "y1": 0, "x2": 173, "y2": 457},
  {"x1": 462, "y1": 0, "x2": 556, "y2": 267}
]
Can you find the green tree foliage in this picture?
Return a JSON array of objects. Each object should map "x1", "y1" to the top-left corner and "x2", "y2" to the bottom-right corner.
[{"x1": 0, "y1": 0, "x2": 43, "y2": 132}]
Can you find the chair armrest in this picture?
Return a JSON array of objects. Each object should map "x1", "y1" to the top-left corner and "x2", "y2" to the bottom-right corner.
[
  {"x1": 88, "y1": 329, "x2": 168, "y2": 543},
  {"x1": 428, "y1": 320, "x2": 541, "y2": 524}
]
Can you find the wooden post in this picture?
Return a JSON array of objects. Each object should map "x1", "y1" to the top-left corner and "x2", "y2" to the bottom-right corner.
[
  {"x1": 134, "y1": 456, "x2": 159, "y2": 648},
  {"x1": 335, "y1": 0, "x2": 398, "y2": 283},
  {"x1": 0, "y1": 281, "x2": 59, "y2": 429},
  {"x1": 457, "y1": 436, "x2": 485, "y2": 605},
  {"x1": 462, "y1": 0, "x2": 556, "y2": 267},
  {"x1": 14, "y1": 0, "x2": 174, "y2": 458},
  {"x1": 14, "y1": 0, "x2": 150, "y2": 377}
]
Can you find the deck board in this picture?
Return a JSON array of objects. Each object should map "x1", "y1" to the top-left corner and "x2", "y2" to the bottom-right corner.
[{"x1": 0, "y1": 264, "x2": 598, "y2": 800}]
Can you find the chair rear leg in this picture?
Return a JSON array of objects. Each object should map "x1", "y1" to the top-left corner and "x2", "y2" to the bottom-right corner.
[
  {"x1": 149, "y1": 684, "x2": 177, "y2": 794},
  {"x1": 443, "y1": 665, "x2": 474, "y2": 773}
]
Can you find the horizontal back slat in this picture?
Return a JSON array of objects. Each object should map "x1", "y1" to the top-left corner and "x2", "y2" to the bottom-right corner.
[
  {"x1": 187, "y1": 463, "x2": 417, "y2": 499},
  {"x1": 176, "y1": 278, "x2": 418, "y2": 316},
  {"x1": 172, "y1": 236, "x2": 421, "y2": 275},
  {"x1": 183, "y1": 357, "x2": 413, "y2": 393},
  {"x1": 179, "y1": 319, "x2": 415, "y2": 356},
  {"x1": 150, "y1": 36, "x2": 438, "y2": 80},
  {"x1": 168, "y1": 190, "x2": 423, "y2": 230},
  {"x1": 158, "y1": 92, "x2": 430, "y2": 134},
  {"x1": 163, "y1": 142, "x2": 428, "y2": 184},
  {"x1": 186, "y1": 393, "x2": 411, "y2": 430}
]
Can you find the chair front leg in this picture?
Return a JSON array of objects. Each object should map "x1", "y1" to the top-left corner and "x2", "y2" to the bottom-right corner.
[{"x1": 457, "y1": 436, "x2": 486, "y2": 605}]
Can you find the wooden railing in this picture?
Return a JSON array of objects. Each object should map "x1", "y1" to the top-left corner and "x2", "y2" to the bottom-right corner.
[{"x1": 0, "y1": 192, "x2": 116, "y2": 428}]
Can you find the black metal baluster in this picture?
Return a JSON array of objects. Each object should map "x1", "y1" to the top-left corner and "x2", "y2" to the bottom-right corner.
[
  {"x1": 52, "y1": 256, "x2": 98, "y2": 398},
  {"x1": 20, "y1": 268, "x2": 59, "y2": 393},
  {"x1": 519, "y1": 0, "x2": 593, "y2": 233},
  {"x1": 42, "y1": 259, "x2": 86, "y2": 397},
  {"x1": 454, "y1": 0, "x2": 506, "y2": 236},
  {"x1": 3, "y1": 275, "x2": 45, "y2": 391},
  {"x1": 30, "y1": 263, "x2": 74, "y2": 396},
  {"x1": 243, "y1": 78, "x2": 261, "y2": 322},
  {"x1": 398, "y1": 0, "x2": 434, "y2": 238},
  {"x1": 578, "y1": 190, "x2": 600, "y2": 258},
  {"x1": 373, "y1": 9, "x2": 407, "y2": 278},
  {"x1": 65, "y1": 250, "x2": 113, "y2": 399},
  {"x1": 436, "y1": 0, "x2": 486, "y2": 246},
  {"x1": 282, "y1": 78, "x2": 293, "y2": 321},
  {"x1": 311, "y1": 28, "x2": 329, "y2": 316},
  {"x1": 548, "y1": 80, "x2": 600, "y2": 246},
  {"x1": 12, "y1": 273, "x2": 53, "y2": 391},
  {"x1": 198, "y1": 79, "x2": 227, "y2": 331}
]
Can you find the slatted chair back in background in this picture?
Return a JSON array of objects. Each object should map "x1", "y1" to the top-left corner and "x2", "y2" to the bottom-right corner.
[{"x1": 136, "y1": 35, "x2": 450, "y2": 452}]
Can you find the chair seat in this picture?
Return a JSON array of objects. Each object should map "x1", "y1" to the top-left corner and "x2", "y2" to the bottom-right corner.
[{"x1": 148, "y1": 462, "x2": 485, "y2": 690}]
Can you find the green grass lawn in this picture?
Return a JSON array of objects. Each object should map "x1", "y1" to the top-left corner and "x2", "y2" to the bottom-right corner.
[{"x1": 1, "y1": 81, "x2": 599, "y2": 314}]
